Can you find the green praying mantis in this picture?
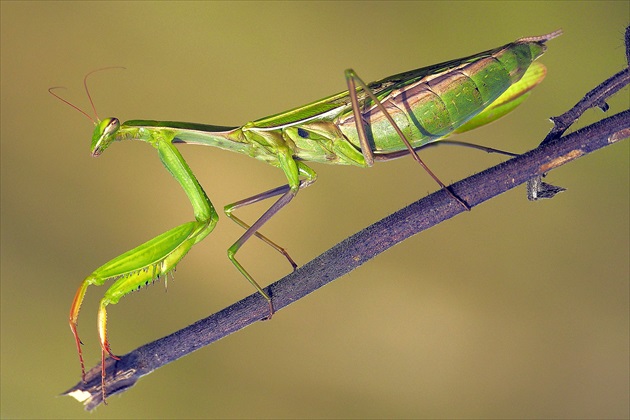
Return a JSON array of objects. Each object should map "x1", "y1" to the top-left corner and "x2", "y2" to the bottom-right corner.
[{"x1": 52, "y1": 30, "x2": 561, "y2": 403}]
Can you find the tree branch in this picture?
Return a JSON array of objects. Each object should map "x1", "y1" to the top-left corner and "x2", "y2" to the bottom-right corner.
[
  {"x1": 64, "y1": 30, "x2": 630, "y2": 411},
  {"x1": 524, "y1": 26, "x2": 630, "y2": 201},
  {"x1": 544, "y1": 24, "x2": 630, "y2": 144}
]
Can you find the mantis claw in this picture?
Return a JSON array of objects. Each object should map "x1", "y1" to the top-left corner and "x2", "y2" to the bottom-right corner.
[
  {"x1": 70, "y1": 219, "x2": 217, "y2": 402},
  {"x1": 263, "y1": 297, "x2": 275, "y2": 320}
]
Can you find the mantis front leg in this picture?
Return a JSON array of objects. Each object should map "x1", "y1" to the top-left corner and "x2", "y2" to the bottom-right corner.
[{"x1": 69, "y1": 136, "x2": 218, "y2": 402}]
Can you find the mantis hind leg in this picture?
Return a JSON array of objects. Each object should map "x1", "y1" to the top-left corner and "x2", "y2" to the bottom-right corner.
[
  {"x1": 344, "y1": 69, "x2": 470, "y2": 211},
  {"x1": 373, "y1": 140, "x2": 520, "y2": 162}
]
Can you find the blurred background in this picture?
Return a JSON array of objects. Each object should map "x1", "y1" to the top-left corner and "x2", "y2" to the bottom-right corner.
[{"x1": 1, "y1": 1, "x2": 628, "y2": 418}]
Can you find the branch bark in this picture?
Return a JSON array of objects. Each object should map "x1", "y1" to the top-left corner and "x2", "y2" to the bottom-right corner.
[{"x1": 64, "y1": 29, "x2": 630, "y2": 411}]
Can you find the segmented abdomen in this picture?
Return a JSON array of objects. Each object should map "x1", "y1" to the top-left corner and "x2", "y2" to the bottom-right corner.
[{"x1": 337, "y1": 41, "x2": 543, "y2": 152}]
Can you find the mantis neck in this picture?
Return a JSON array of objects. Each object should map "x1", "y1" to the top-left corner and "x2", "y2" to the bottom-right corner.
[{"x1": 119, "y1": 120, "x2": 280, "y2": 165}]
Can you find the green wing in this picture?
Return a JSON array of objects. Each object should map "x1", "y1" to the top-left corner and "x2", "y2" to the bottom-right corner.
[{"x1": 251, "y1": 40, "x2": 519, "y2": 129}]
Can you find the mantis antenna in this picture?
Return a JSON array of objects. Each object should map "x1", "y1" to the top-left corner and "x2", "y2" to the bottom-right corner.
[{"x1": 49, "y1": 66, "x2": 126, "y2": 123}]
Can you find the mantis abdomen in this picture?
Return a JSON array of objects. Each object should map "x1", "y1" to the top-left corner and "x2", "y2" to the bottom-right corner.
[{"x1": 336, "y1": 40, "x2": 549, "y2": 153}]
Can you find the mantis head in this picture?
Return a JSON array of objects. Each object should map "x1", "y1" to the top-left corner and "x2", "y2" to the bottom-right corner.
[{"x1": 91, "y1": 118, "x2": 120, "y2": 157}]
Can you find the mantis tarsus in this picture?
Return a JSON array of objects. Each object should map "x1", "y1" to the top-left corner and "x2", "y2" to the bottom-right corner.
[{"x1": 53, "y1": 30, "x2": 561, "y2": 403}]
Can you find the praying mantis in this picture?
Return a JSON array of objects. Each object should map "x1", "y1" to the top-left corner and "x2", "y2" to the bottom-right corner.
[{"x1": 52, "y1": 30, "x2": 561, "y2": 403}]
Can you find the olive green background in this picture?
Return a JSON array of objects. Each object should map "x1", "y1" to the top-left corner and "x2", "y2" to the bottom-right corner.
[{"x1": 1, "y1": 1, "x2": 628, "y2": 418}]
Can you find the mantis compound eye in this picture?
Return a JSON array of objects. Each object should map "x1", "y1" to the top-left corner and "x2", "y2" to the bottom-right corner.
[
  {"x1": 91, "y1": 117, "x2": 121, "y2": 157},
  {"x1": 104, "y1": 118, "x2": 120, "y2": 135}
]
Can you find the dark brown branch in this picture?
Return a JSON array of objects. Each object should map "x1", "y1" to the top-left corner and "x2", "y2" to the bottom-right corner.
[
  {"x1": 64, "y1": 29, "x2": 630, "y2": 411},
  {"x1": 540, "y1": 67, "x2": 629, "y2": 146},
  {"x1": 540, "y1": 25, "x2": 630, "y2": 146},
  {"x1": 524, "y1": 27, "x2": 629, "y2": 200}
]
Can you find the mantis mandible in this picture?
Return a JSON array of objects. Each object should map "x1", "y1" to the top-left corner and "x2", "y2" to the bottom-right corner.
[{"x1": 52, "y1": 30, "x2": 561, "y2": 403}]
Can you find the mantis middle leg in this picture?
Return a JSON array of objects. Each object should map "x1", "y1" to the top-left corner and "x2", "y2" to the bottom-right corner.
[{"x1": 225, "y1": 160, "x2": 317, "y2": 317}]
